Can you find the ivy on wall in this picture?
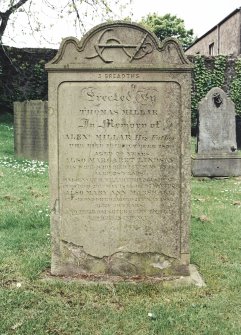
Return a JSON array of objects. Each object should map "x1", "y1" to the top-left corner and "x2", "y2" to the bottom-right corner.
[{"x1": 230, "y1": 57, "x2": 241, "y2": 115}]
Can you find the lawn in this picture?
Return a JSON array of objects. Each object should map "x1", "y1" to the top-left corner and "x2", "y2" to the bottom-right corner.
[{"x1": 0, "y1": 114, "x2": 241, "y2": 335}]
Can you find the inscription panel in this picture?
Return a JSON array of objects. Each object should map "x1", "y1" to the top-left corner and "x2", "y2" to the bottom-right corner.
[{"x1": 58, "y1": 81, "x2": 181, "y2": 258}]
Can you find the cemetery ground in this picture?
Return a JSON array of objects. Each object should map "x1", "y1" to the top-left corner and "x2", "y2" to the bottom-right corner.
[{"x1": 0, "y1": 115, "x2": 241, "y2": 335}]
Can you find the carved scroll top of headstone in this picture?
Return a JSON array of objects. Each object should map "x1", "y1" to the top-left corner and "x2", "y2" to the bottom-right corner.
[{"x1": 46, "y1": 22, "x2": 191, "y2": 69}]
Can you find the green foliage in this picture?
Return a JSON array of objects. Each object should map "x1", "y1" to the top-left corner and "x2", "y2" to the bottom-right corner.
[
  {"x1": 212, "y1": 55, "x2": 227, "y2": 86},
  {"x1": 140, "y1": 13, "x2": 195, "y2": 49},
  {"x1": 0, "y1": 112, "x2": 13, "y2": 124},
  {"x1": 27, "y1": 62, "x2": 47, "y2": 100},
  {"x1": 0, "y1": 48, "x2": 54, "y2": 111},
  {"x1": 191, "y1": 55, "x2": 227, "y2": 131},
  {"x1": 230, "y1": 57, "x2": 241, "y2": 115}
]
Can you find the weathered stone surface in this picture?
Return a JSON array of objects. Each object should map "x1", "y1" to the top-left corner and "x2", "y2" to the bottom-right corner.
[
  {"x1": 192, "y1": 156, "x2": 241, "y2": 177},
  {"x1": 46, "y1": 22, "x2": 192, "y2": 277},
  {"x1": 192, "y1": 87, "x2": 241, "y2": 177},
  {"x1": 14, "y1": 100, "x2": 48, "y2": 161}
]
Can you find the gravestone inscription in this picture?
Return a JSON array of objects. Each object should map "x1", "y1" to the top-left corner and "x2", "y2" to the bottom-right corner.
[
  {"x1": 192, "y1": 87, "x2": 241, "y2": 176},
  {"x1": 46, "y1": 22, "x2": 192, "y2": 278},
  {"x1": 14, "y1": 100, "x2": 48, "y2": 161}
]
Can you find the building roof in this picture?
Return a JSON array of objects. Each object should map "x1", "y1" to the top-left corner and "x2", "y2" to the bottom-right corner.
[{"x1": 185, "y1": 7, "x2": 241, "y2": 51}]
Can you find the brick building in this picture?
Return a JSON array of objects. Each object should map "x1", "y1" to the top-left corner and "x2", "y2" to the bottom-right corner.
[{"x1": 185, "y1": 8, "x2": 241, "y2": 56}]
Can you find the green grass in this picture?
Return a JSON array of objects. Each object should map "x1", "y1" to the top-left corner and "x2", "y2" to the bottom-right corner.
[{"x1": 1, "y1": 121, "x2": 241, "y2": 334}]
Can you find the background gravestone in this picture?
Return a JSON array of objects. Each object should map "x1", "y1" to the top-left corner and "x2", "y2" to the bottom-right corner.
[
  {"x1": 46, "y1": 22, "x2": 193, "y2": 278},
  {"x1": 192, "y1": 87, "x2": 241, "y2": 177},
  {"x1": 14, "y1": 100, "x2": 48, "y2": 161}
]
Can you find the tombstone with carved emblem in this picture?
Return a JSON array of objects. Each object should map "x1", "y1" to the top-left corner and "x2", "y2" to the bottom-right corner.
[
  {"x1": 46, "y1": 22, "x2": 193, "y2": 280},
  {"x1": 192, "y1": 87, "x2": 241, "y2": 176}
]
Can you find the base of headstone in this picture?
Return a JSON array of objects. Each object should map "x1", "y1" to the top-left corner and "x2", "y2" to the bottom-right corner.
[
  {"x1": 51, "y1": 247, "x2": 190, "y2": 278},
  {"x1": 191, "y1": 156, "x2": 241, "y2": 177},
  {"x1": 44, "y1": 264, "x2": 205, "y2": 287},
  {"x1": 166, "y1": 264, "x2": 206, "y2": 288}
]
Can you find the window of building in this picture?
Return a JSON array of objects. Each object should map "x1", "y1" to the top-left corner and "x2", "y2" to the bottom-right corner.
[{"x1": 209, "y1": 42, "x2": 214, "y2": 56}]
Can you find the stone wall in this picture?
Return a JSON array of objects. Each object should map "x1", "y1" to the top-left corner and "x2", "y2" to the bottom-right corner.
[
  {"x1": 186, "y1": 29, "x2": 218, "y2": 56},
  {"x1": 0, "y1": 47, "x2": 238, "y2": 106},
  {"x1": 219, "y1": 12, "x2": 240, "y2": 55},
  {"x1": 0, "y1": 47, "x2": 240, "y2": 134}
]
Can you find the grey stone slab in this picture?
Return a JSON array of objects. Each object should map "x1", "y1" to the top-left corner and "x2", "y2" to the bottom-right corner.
[
  {"x1": 42, "y1": 264, "x2": 206, "y2": 288},
  {"x1": 192, "y1": 156, "x2": 241, "y2": 177},
  {"x1": 46, "y1": 22, "x2": 192, "y2": 278},
  {"x1": 14, "y1": 100, "x2": 48, "y2": 161}
]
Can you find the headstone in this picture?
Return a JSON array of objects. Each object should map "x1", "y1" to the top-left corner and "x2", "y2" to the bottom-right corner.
[
  {"x1": 14, "y1": 100, "x2": 48, "y2": 161},
  {"x1": 192, "y1": 87, "x2": 241, "y2": 177},
  {"x1": 46, "y1": 22, "x2": 193, "y2": 278}
]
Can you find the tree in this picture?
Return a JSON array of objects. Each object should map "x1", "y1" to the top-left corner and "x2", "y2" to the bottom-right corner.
[
  {"x1": 0, "y1": 0, "x2": 132, "y2": 47},
  {"x1": 0, "y1": 0, "x2": 29, "y2": 44},
  {"x1": 0, "y1": 0, "x2": 132, "y2": 112},
  {"x1": 140, "y1": 13, "x2": 195, "y2": 50}
]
